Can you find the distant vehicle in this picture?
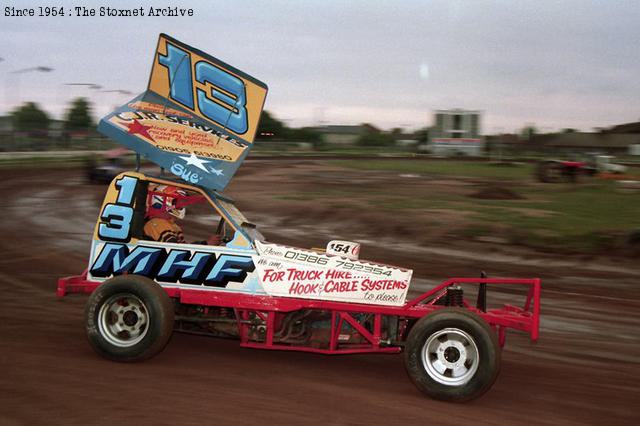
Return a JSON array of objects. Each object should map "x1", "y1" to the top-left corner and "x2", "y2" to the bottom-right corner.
[
  {"x1": 86, "y1": 147, "x2": 130, "y2": 183},
  {"x1": 536, "y1": 153, "x2": 627, "y2": 183}
]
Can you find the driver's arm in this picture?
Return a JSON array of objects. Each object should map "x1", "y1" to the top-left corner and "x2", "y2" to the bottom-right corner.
[{"x1": 144, "y1": 218, "x2": 185, "y2": 243}]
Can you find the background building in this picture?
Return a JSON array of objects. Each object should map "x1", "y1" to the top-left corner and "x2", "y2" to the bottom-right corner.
[
  {"x1": 314, "y1": 125, "x2": 372, "y2": 145},
  {"x1": 529, "y1": 122, "x2": 640, "y2": 156},
  {"x1": 429, "y1": 109, "x2": 484, "y2": 156}
]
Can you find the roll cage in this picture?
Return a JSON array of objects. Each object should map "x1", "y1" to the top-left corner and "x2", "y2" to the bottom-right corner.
[{"x1": 108, "y1": 171, "x2": 262, "y2": 248}]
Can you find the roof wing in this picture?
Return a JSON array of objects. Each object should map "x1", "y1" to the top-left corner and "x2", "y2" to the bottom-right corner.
[{"x1": 98, "y1": 34, "x2": 268, "y2": 192}]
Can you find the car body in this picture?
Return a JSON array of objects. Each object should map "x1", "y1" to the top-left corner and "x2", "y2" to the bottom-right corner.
[{"x1": 59, "y1": 170, "x2": 541, "y2": 402}]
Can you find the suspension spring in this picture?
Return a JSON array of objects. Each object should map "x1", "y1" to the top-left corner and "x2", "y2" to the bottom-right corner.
[{"x1": 446, "y1": 286, "x2": 464, "y2": 307}]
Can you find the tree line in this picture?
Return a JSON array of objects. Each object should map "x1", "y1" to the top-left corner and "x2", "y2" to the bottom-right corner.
[
  {"x1": 10, "y1": 98, "x2": 93, "y2": 135},
  {"x1": 10, "y1": 100, "x2": 431, "y2": 148}
]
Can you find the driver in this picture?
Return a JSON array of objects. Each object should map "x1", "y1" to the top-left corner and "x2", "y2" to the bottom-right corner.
[{"x1": 144, "y1": 184, "x2": 222, "y2": 245}]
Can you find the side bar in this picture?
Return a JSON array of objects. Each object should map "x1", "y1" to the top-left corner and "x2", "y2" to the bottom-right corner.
[{"x1": 57, "y1": 273, "x2": 541, "y2": 344}]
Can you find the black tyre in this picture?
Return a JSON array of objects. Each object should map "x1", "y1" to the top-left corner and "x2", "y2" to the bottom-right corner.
[
  {"x1": 404, "y1": 308, "x2": 501, "y2": 402},
  {"x1": 536, "y1": 160, "x2": 564, "y2": 183},
  {"x1": 85, "y1": 275, "x2": 174, "y2": 362}
]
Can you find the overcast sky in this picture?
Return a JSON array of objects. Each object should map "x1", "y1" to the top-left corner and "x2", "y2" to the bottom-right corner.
[{"x1": 1, "y1": 0, "x2": 639, "y2": 132}]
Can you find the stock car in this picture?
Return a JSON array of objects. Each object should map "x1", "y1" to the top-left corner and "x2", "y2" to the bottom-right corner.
[
  {"x1": 58, "y1": 170, "x2": 541, "y2": 402},
  {"x1": 58, "y1": 33, "x2": 540, "y2": 402}
]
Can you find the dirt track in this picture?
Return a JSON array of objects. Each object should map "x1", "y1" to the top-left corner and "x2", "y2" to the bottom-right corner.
[{"x1": 0, "y1": 162, "x2": 639, "y2": 425}]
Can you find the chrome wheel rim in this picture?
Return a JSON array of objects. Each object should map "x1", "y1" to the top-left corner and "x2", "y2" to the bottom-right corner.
[
  {"x1": 421, "y1": 327, "x2": 479, "y2": 386},
  {"x1": 98, "y1": 293, "x2": 149, "y2": 347}
]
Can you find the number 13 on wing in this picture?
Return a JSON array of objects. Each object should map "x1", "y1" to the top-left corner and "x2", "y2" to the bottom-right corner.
[{"x1": 148, "y1": 34, "x2": 268, "y2": 143}]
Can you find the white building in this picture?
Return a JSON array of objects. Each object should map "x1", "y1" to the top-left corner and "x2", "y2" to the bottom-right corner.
[{"x1": 429, "y1": 109, "x2": 484, "y2": 156}]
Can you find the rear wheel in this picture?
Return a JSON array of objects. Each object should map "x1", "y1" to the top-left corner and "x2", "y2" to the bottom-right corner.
[
  {"x1": 536, "y1": 160, "x2": 564, "y2": 183},
  {"x1": 85, "y1": 275, "x2": 174, "y2": 362},
  {"x1": 404, "y1": 308, "x2": 500, "y2": 402}
]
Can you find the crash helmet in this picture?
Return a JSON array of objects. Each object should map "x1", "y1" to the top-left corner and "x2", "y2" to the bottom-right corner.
[{"x1": 147, "y1": 184, "x2": 187, "y2": 219}]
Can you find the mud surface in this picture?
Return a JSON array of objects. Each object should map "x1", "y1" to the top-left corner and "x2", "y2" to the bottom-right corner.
[{"x1": 0, "y1": 162, "x2": 639, "y2": 425}]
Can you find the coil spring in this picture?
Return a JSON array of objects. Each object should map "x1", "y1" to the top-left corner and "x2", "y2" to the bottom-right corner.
[{"x1": 446, "y1": 286, "x2": 464, "y2": 307}]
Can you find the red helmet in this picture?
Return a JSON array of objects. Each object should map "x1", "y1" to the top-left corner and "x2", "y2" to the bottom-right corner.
[{"x1": 147, "y1": 184, "x2": 187, "y2": 219}]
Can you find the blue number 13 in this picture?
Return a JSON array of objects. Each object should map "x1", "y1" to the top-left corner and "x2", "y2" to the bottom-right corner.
[
  {"x1": 158, "y1": 43, "x2": 248, "y2": 134},
  {"x1": 98, "y1": 176, "x2": 138, "y2": 242}
]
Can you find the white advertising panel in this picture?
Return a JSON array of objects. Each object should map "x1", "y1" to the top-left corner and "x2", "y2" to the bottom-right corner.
[{"x1": 254, "y1": 241, "x2": 412, "y2": 306}]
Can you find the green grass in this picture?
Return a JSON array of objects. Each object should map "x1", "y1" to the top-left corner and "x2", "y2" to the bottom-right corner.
[
  {"x1": 331, "y1": 159, "x2": 534, "y2": 180},
  {"x1": 0, "y1": 154, "x2": 144, "y2": 169},
  {"x1": 0, "y1": 156, "x2": 89, "y2": 168},
  {"x1": 331, "y1": 159, "x2": 640, "y2": 253},
  {"x1": 471, "y1": 183, "x2": 640, "y2": 250}
]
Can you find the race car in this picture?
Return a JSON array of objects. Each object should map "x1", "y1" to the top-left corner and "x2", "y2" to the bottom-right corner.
[
  {"x1": 86, "y1": 147, "x2": 131, "y2": 183},
  {"x1": 58, "y1": 34, "x2": 541, "y2": 402},
  {"x1": 536, "y1": 153, "x2": 628, "y2": 183}
]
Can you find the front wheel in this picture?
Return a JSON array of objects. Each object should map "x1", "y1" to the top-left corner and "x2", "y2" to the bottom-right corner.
[
  {"x1": 404, "y1": 308, "x2": 501, "y2": 402},
  {"x1": 85, "y1": 275, "x2": 174, "y2": 362}
]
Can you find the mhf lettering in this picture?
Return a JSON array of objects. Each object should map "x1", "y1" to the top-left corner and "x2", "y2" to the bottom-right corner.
[{"x1": 90, "y1": 243, "x2": 254, "y2": 287}]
